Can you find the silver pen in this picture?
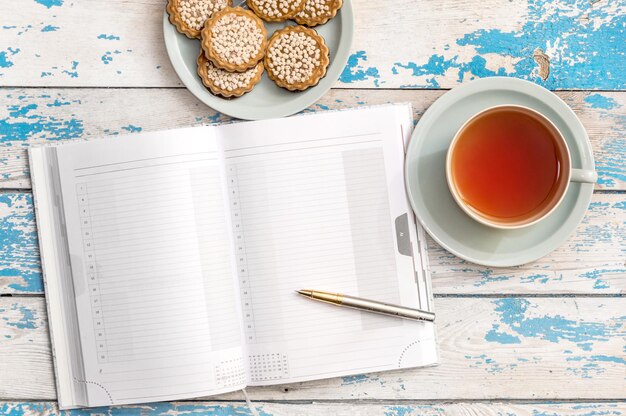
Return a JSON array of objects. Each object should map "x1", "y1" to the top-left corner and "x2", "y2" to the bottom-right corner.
[{"x1": 296, "y1": 289, "x2": 435, "y2": 322}]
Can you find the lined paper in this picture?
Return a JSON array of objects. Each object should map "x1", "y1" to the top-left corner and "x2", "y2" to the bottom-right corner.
[
  {"x1": 55, "y1": 130, "x2": 246, "y2": 405},
  {"x1": 227, "y1": 145, "x2": 401, "y2": 346},
  {"x1": 216, "y1": 106, "x2": 436, "y2": 385}
]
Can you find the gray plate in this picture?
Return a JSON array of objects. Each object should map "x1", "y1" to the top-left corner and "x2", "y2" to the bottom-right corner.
[
  {"x1": 163, "y1": 2, "x2": 354, "y2": 120},
  {"x1": 405, "y1": 77, "x2": 595, "y2": 267}
]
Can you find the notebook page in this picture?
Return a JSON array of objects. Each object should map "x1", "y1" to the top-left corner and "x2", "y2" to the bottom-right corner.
[
  {"x1": 215, "y1": 105, "x2": 437, "y2": 385},
  {"x1": 53, "y1": 128, "x2": 246, "y2": 406}
]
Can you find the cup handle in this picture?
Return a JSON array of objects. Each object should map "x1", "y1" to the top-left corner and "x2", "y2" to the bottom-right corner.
[{"x1": 571, "y1": 168, "x2": 597, "y2": 183}]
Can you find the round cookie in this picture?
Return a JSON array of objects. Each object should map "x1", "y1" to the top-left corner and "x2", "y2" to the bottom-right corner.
[
  {"x1": 293, "y1": 0, "x2": 342, "y2": 27},
  {"x1": 197, "y1": 51, "x2": 264, "y2": 98},
  {"x1": 247, "y1": 0, "x2": 306, "y2": 22},
  {"x1": 264, "y1": 25, "x2": 329, "y2": 91},
  {"x1": 167, "y1": 0, "x2": 231, "y2": 39},
  {"x1": 201, "y1": 7, "x2": 268, "y2": 72}
]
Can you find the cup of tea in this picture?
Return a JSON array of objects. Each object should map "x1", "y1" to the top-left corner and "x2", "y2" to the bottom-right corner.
[{"x1": 446, "y1": 104, "x2": 597, "y2": 229}]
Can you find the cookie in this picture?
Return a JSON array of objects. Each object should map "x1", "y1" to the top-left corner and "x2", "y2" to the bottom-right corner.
[
  {"x1": 167, "y1": 0, "x2": 231, "y2": 39},
  {"x1": 264, "y1": 25, "x2": 329, "y2": 91},
  {"x1": 197, "y1": 51, "x2": 264, "y2": 97},
  {"x1": 293, "y1": 0, "x2": 342, "y2": 27},
  {"x1": 201, "y1": 7, "x2": 268, "y2": 72},
  {"x1": 247, "y1": 0, "x2": 306, "y2": 22}
]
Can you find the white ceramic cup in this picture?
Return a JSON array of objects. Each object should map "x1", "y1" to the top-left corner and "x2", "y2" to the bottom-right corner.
[{"x1": 446, "y1": 105, "x2": 597, "y2": 229}]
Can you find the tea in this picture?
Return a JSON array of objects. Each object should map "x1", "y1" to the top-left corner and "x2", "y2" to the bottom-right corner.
[{"x1": 450, "y1": 107, "x2": 563, "y2": 221}]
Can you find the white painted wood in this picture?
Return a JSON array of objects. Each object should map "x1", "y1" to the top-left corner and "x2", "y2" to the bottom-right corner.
[
  {"x1": 0, "y1": 89, "x2": 624, "y2": 190},
  {"x1": 0, "y1": 192, "x2": 623, "y2": 294},
  {"x1": 1, "y1": 0, "x2": 624, "y2": 89},
  {"x1": 1, "y1": 401, "x2": 625, "y2": 415},
  {"x1": 427, "y1": 194, "x2": 626, "y2": 294},
  {"x1": 0, "y1": 0, "x2": 623, "y2": 410},
  {"x1": 1, "y1": 297, "x2": 624, "y2": 400},
  {"x1": 1, "y1": 192, "x2": 624, "y2": 295}
]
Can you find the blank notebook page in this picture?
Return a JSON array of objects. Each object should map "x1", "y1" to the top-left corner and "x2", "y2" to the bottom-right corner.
[
  {"x1": 215, "y1": 105, "x2": 437, "y2": 385},
  {"x1": 54, "y1": 128, "x2": 245, "y2": 406}
]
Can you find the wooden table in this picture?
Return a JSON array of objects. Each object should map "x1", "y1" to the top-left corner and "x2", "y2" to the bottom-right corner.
[{"x1": 1, "y1": 0, "x2": 625, "y2": 414}]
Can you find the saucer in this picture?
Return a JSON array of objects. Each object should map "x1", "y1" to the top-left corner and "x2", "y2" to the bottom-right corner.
[{"x1": 404, "y1": 77, "x2": 595, "y2": 267}]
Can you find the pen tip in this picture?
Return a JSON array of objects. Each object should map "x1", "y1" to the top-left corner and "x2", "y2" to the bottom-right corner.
[{"x1": 296, "y1": 289, "x2": 313, "y2": 296}]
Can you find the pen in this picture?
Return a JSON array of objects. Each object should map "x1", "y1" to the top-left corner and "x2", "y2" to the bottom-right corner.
[{"x1": 296, "y1": 289, "x2": 435, "y2": 322}]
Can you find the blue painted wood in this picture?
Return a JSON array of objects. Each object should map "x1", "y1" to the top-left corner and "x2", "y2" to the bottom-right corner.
[
  {"x1": 409, "y1": 0, "x2": 620, "y2": 90},
  {"x1": 340, "y1": 1, "x2": 626, "y2": 89},
  {"x1": 0, "y1": 402, "x2": 263, "y2": 415},
  {"x1": 0, "y1": 1, "x2": 625, "y2": 89},
  {"x1": 0, "y1": 401, "x2": 625, "y2": 415},
  {"x1": 0, "y1": 193, "x2": 40, "y2": 293}
]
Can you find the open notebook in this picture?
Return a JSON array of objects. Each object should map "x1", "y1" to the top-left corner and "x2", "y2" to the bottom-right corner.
[{"x1": 30, "y1": 104, "x2": 437, "y2": 409}]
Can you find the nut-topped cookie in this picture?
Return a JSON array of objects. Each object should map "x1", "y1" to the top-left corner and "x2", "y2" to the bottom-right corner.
[
  {"x1": 247, "y1": 0, "x2": 306, "y2": 22},
  {"x1": 293, "y1": 0, "x2": 342, "y2": 27},
  {"x1": 167, "y1": 0, "x2": 231, "y2": 39},
  {"x1": 264, "y1": 25, "x2": 329, "y2": 91},
  {"x1": 201, "y1": 7, "x2": 268, "y2": 72},
  {"x1": 197, "y1": 51, "x2": 264, "y2": 97}
]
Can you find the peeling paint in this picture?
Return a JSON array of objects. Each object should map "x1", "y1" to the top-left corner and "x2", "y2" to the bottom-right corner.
[
  {"x1": 34, "y1": 0, "x2": 63, "y2": 8},
  {"x1": 580, "y1": 269, "x2": 626, "y2": 291},
  {"x1": 41, "y1": 25, "x2": 59, "y2": 32},
  {"x1": 5, "y1": 303, "x2": 38, "y2": 330},
  {"x1": 340, "y1": 51, "x2": 381, "y2": 86},
  {"x1": 472, "y1": 269, "x2": 512, "y2": 287},
  {"x1": 0, "y1": 99, "x2": 84, "y2": 142},
  {"x1": 485, "y1": 324, "x2": 521, "y2": 344},
  {"x1": 584, "y1": 94, "x2": 621, "y2": 110},
  {"x1": 97, "y1": 34, "x2": 121, "y2": 41},
  {"x1": 465, "y1": 353, "x2": 519, "y2": 374},
  {"x1": 566, "y1": 354, "x2": 626, "y2": 379},
  {"x1": 489, "y1": 298, "x2": 624, "y2": 350},
  {"x1": 341, "y1": 374, "x2": 370, "y2": 385},
  {"x1": 387, "y1": 0, "x2": 626, "y2": 88},
  {"x1": 520, "y1": 273, "x2": 553, "y2": 284},
  {"x1": 0, "y1": 193, "x2": 42, "y2": 293},
  {"x1": 121, "y1": 124, "x2": 142, "y2": 133},
  {"x1": 62, "y1": 60, "x2": 79, "y2": 78},
  {"x1": 0, "y1": 47, "x2": 20, "y2": 69},
  {"x1": 101, "y1": 50, "x2": 122, "y2": 65},
  {"x1": 0, "y1": 402, "x2": 273, "y2": 416}
]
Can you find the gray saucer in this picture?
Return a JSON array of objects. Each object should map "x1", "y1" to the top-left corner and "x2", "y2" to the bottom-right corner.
[
  {"x1": 405, "y1": 77, "x2": 596, "y2": 267},
  {"x1": 163, "y1": 2, "x2": 354, "y2": 120}
]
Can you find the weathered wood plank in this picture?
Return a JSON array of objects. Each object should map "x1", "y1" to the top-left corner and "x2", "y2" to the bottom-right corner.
[
  {"x1": 1, "y1": 401, "x2": 625, "y2": 415},
  {"x1": 0, "y1": 89, "x2": 624, "y2": 190},
  {"x1": 1, "y1": 297, "x2": 624, "y2": 400},
  {"x1": 1, "y1": 190, "x2": 624, "y2": 296},
  {"x1": 0, "y1": 0, "x2": 625, "y2": 89},
  {"x1": 0, "y1": 193, "x2": 39, "y2": 294},
  {"x1": 427, "y1": 195, "x2": 626, "y2": 294}
]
